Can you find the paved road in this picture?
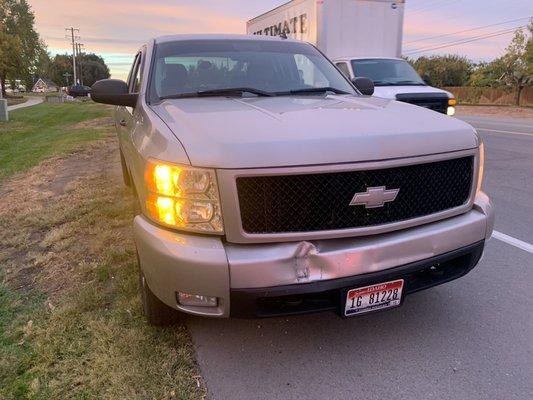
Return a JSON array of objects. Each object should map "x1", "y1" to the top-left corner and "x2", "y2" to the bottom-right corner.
[
  {"x1": 189, "y1": 114, "x2": 533, "y2": 400},
  {"x1": 7, "y1": 96, "x2": 43, "y2": 111}
]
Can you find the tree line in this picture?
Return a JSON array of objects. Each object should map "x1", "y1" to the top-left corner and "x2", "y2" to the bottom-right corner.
[
  {"x1": 406, "y1": 23, "x2": 532, "y2": 104},
  {"x1": 0, "y1": 0, "x2": 110, "y2": 96}
]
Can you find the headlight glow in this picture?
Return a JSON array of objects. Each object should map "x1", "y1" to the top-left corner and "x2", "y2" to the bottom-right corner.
[{"x1": 144, "y1": 160, "x2": 224, "y2": 233}]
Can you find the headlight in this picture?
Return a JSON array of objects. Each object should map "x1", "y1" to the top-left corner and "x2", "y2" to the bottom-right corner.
[
  {"x1": 144, "y1": 160, "x2": 224, "y2": 234},
  {"x1": 477, "y1": 142, "x2": 484, "y2": 194}
]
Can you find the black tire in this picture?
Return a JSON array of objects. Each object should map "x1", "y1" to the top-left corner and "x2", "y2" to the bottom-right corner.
[
  {"x1": 120, "y1": 150, "x2": 132, "y2": 187},
  {"x1": 138, "y1": 263, "x2": 184, "y2": 326}
]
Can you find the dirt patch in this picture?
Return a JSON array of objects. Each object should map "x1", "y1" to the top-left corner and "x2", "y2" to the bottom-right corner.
[
  {"x1": 0, "y1": 132, "x2": 124, "y2": 296},
  {"x1": 456, "y1": 105, "x2": 533, "y2": 119},
  {"x1": 69, "y1": 116, "x2": 115, "y2": 129}
]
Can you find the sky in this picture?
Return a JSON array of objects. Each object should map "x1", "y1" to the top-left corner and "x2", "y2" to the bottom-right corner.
[{"x1": 29, "y1": 0, "x2": 532, "y2": 81}]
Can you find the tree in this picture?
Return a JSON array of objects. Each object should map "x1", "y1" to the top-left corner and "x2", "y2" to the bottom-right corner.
[
  {"x1": 469, "y1": 59, "x2": 507, "y2": 88},
  {"x1": 78, "y1": 53, "x2": 111, "y2": 86},
  {"x1": 0, "y1": 0, "x2": 42, "y2": 96},
  {"x1": 469, "y1": 24, "x2": 532, "y2": 104},
  {"x1": 499, "y1": 24, "x2": 532, "y2": 105},
  {"x1": 47, "y1": 54, "x2": 74, "y2": 86},
  {"x1": 47, "y1": 53, "x2": 111, "y2": 87},
  {"x1": 409, "y1": 55, "x2": 473, "y2": 87}
]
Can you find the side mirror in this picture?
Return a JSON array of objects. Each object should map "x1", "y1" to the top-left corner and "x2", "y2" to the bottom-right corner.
[
  {"x1": 91, "y1": 79, "x2": 138, "y2": 107},
  {"x1": 352, "y1": 77, "x2": 374, "y2": 96}
]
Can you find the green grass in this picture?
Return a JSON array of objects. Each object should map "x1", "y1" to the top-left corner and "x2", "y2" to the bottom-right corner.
[
  {"x1": 0, "y1": 104, "x2": 203, "y2": 399},
  {"x1": 0, "y1": 102, "x2": 111, "y2": 180}
]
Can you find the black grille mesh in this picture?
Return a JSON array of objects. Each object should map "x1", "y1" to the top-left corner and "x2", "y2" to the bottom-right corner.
[
  {"x1": 237, "y1": 157, "x2": 473, "y2": 234},
  {"x1": 396, "y1": 94, "x2": 449, "y2": 114}
]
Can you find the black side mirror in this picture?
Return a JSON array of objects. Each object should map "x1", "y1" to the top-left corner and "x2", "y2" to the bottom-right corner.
[
  {"x1": 352, "y1": 77, "x2": 374, "y2": 96},
  {"x1": 422, "y1": 73, "x2": 432, "y2": 85},
  {"x1": 91, "y1": 79, "x2": 138, "y2": 107}
]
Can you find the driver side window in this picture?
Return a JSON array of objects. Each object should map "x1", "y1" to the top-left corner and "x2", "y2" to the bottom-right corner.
[{"x1": 128, "y1": 52, "x2": 142, "y2": 93}]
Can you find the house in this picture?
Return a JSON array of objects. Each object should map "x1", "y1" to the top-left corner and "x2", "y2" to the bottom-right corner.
[{"x1": 32, "y1": 78, "x2": 58, "y2": 93}]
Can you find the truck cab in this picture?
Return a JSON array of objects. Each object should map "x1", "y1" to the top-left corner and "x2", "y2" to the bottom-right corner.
[{"x1": 334, "y1": 57, "x2": 456, "y2": 116}]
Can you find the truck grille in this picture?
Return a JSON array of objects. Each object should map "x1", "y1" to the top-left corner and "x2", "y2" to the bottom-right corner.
[
  {"x1": 236, "y1": 156, "x2": 473, "y2": 234},
  {"x1": 396, "y1": 93, "x2": 449, "y2": 114}
]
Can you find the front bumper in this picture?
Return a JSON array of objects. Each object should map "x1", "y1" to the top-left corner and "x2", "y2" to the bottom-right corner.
[{"x1": 134, "y1": 192, "x2": 494, "y2": 318}]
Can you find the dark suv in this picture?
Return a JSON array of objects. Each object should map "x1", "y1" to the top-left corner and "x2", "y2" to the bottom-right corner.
[{"x1": 67, "y1": 85, "x2": 92, "y2": 97}]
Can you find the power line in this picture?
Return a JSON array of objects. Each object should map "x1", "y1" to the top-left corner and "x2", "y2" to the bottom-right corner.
[
  {"x1": 405, "y1": 17, "x2": 531, "y2": 44},
  {"x1": 408, "y1": 0, "x2": 460, "y2": 15},
  {"x1": 405, "y1": 26, "x2": 524, "y2": 55}
]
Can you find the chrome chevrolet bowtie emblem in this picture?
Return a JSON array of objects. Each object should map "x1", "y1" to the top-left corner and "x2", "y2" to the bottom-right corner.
[{"x1": 349, "y1": 186, "x2": 400, "y2": 208}]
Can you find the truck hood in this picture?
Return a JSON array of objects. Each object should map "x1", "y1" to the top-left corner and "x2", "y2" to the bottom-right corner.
[
  {"x1": 373, "y1": 85, "x2": 453, "y2": 100},
  {"x1": 151, "y1": 95, "x2": 478, "y2": 169}
]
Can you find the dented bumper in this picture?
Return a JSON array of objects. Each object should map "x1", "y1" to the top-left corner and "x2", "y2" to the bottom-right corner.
[{"x1": 134, "y1": 192, "x2": 494, "y2": 318}]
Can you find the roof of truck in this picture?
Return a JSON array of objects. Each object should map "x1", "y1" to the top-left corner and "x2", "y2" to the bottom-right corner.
[{"x1": 154, "y1": 34, "x2": 300, "y2": 44}]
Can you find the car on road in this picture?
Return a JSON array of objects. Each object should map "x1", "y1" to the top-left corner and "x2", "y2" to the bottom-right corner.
[
  {"x1": 91, "y1": 34, "x2": 494, "y2": 325},
  {"x1": 66, "y1": 84, "x2": 91, "y2": 97}
]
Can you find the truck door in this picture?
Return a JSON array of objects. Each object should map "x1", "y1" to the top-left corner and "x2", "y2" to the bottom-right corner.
[{"x1": 117, "y1": 51, "x2": 143, "y2": 178}]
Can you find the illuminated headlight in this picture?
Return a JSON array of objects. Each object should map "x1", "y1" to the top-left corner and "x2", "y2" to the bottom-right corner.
[
  {"x1": 477, "y1": 142, "x2": 484, "y2": 194},
  {"x1": 447, "y1": 98, "x2": 457, "y2": 116},
  {"x1": 144, "y1": 160, "x2": 224, "y2": 233}
]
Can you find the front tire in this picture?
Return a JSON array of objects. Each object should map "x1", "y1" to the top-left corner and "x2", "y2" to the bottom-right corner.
[{"x1": 139, "y1": 265, "x2": 184, "y2": 326}]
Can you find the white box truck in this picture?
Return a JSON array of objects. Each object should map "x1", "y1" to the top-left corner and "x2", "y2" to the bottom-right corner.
[{"x1": 247, "y1": 0, "x2": 456, "y2": 115}]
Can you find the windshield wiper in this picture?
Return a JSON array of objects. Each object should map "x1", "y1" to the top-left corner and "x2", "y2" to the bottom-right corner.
[
  {"x1": 276, "y1": 87, "x2": 349, "y2": 95},
  {"x1": 393, "y1": 80, "x2": 426, "y2": 86},
  {"x1": 373, "y1": 80, "x2": 395, "y2": 86},
  {"x1": 159, "y1": 87, "x2": 275, "y2": 100}
]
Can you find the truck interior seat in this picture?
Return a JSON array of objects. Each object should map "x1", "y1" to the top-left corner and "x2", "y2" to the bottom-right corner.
[{"x1": 160, "y1": 63, "x2": 188, "y2": 96}]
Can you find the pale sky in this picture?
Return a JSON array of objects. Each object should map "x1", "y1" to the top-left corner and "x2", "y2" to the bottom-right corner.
[{"x1": 29, "y1": 0, "x2": 532, "y2": 80}]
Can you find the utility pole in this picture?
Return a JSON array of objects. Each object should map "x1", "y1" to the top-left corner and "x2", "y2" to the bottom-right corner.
[
  {"x1": 76, "y1": 43, "x2": 85, "y2": 85},
  {"x1": 65, "y1": 27, "x2": 80, "y2": 85}
]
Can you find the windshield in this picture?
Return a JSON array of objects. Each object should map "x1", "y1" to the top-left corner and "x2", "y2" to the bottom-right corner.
[
  {"x1": 148, "y1": 39, "x2": 356, "y2": 101},
  {"x1": 350, "y1": 59, "x2": 425, "y2": 86}
]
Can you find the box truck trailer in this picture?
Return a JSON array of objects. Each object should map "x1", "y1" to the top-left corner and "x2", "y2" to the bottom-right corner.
[{"x1": 247, "y1": 0, "x2": 456, "y2": 115}]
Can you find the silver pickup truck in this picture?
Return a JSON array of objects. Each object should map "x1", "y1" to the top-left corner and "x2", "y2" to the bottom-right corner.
[{"x1": 91, "y1": 34, "x2": 494, "y2": 325}]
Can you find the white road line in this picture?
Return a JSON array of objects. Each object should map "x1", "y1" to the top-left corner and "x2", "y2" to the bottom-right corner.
[
  {"x1": 478, "y1": 128, "x2": 533, "y2": 137},
  {"x1": 492, "y1": 230, "x2": 533, "y2": 254},
  {"x1": 463, "y1": 118, "x2": 533, "y2": 129}
]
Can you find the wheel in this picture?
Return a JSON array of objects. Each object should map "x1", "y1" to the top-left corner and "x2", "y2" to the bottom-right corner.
[
  {"x1": 120, "y1": 150, "x2": 132, "y2": 187},
  {"x1": 138, "y1": 260, "x2": 184, "y2": 326}
]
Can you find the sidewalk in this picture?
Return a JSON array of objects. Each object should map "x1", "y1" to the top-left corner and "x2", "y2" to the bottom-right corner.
[{"x1": 7, "y1": 96, "x2": 44, "y2": 111}]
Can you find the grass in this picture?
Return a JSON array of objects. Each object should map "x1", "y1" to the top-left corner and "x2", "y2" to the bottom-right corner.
[
  {"x1": 0, "y1": 102, "x2": 111, "y2": 180},
  {"x1": 0, "y1": 103, "x2": 204, "y2": 399}
]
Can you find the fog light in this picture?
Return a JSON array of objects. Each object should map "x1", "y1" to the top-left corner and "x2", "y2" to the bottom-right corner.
[
  {"x1": 447, "y1": 106, "x2": 456, "y2": 116},
  {"x1": 177, "y1": 292, "x2": 218, "y2": 307}
]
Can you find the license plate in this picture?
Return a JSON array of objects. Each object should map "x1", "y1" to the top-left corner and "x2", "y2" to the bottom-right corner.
[{"x1": 344, "y1": 279, "x2": 404, "y2": 316}]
